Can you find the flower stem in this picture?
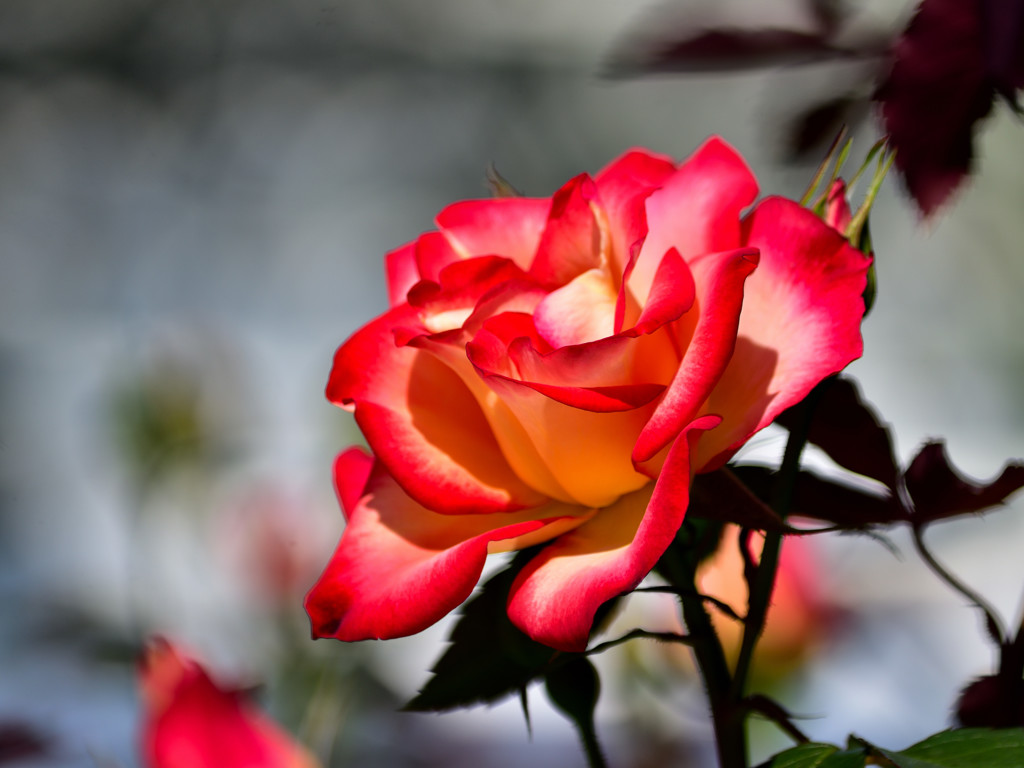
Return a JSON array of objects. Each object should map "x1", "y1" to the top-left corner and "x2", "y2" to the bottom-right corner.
[
  {"x1": 585, "y1": 629, "x2": 692, "y2": 656},
  {"x1": 681, "y1": 588, "x2": 747, "y2": 768},
  {"x1": 729, "y1": 380, "x2": 827, "y2": 748},
  {"x1": 579, "y1": 725, "x2": 609, "y2": 768},
  {"x1": 912, "y1": 524, "x2": 1007, "y2": 645},
  {"x1": 661, "y1": 532, "x2": 746, "y2": 768}
]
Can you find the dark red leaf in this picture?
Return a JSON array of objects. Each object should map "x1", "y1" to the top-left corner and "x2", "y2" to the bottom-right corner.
[
  {"x1": 776, "y1": 376, "x2": 901, "y2": 493},
  {"x1": 688, "y1": 468, "x2": 786, "y2": 531},
  {"x1": 904, "y1": 441, "x2": 1024, "y2": 524},
  {"x1": 875, "y1": 0, "x2": 998, "y2": 217},
  {"x1": 611, "y1": 27, "x2": 852, "y2": 75},
  {"x1": 785, "y1": 94, "x2": 867, "y2": 160},
  {"x1": 730, "y1": 465, "x2": 906, "y2": 528},
  {"x1": 0, "y1": 722, "x2": 48, "y2": 764},
  {"x1": 980, "y1": 0, "x2": 1024, "y2": 105}
]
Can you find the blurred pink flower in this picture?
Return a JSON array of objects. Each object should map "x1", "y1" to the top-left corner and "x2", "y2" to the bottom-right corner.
[
  {"x1": 698, "y1": 525, "x2": 836, "y2": 676},
  {"x1": 138, "y1": 638, "x2": 318, "y2": 768}
]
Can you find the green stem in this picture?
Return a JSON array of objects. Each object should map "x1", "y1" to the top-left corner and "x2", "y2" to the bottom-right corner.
[
  {"x1": 662, "y1": 536, "x2": 746, "y2": 768},
  {"x1": 912, "y1": 524, "x2": 1006, "y2": 645},
  {"x1": 579, "y1": 724, "x2": 608, "y2": 768},
  {"x1": 585, "y1": 629, "x2": 692, "y2": 656},
  {"x1": 729, "y1": 380, "x2": 827, "y2": 741},
  {"x1": 845, "y1": 148, "x2": 894, "y2": 246},
  {"x1": 684, "y1": 591, "x2": 746, "y2": 768}
]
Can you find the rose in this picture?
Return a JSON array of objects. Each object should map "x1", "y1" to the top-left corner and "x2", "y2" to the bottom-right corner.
[
  {"x1": 138, "y1": 638, "x2": 318, "y2": 768},
  {"x1": 305, "y1": 137, "x2": 870, "y2": 652}
]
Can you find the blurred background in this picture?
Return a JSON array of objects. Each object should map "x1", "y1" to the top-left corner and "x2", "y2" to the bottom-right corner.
[{"x1": 1, "y1": 0, "x2": 1023, "y2": 765}]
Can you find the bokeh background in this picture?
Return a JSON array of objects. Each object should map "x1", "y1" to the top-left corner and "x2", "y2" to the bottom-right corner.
[{"x1": 2, "y1": 0, "x2": 1024, "y2": 766}]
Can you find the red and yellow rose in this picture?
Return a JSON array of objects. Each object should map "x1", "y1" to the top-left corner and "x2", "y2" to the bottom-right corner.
[{"x1": 305, "y1": 137, "x2": 870, "y2": 652}]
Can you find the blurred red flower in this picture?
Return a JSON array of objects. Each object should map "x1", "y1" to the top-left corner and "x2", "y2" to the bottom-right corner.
[{"x1": 138, "y1": 638, "x2": 318, "y2": 768}]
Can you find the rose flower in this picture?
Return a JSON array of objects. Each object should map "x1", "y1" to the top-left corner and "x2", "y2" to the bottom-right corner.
[
  {"x1": 138, "y1": 638, "x2": 318, "y2": 768},
  {"x1": 306, "y1": 137, "x2": 870, "y2": 652}
]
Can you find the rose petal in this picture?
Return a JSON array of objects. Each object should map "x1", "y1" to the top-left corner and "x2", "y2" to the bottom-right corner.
[
  {"x1": 478, "y1": 250, "x2": 692, "y2": 394},
  {"x1": 407, "y1": 256, "x2": 533, "y2": 334},
  {"x1": 465, "y1": 321, "x2": 668, "y2": 411},
  {"x1": 435, "y1": 197, "x2": 551, "y2": 269},
  {"x1": 508, "y1": 332, "x2": 674, "y2": 392},
  {"x1": 633, "y1": 247, "x2": 760, "y2": 463},
  {"x1": 533, "y1": 267, "x2": 618, "y2": 348},
  {"x1": 470, "y1": 368, "x2": 662, "y2": 508},
  {"x1": 629, "y1": 137, "x2": 759, "y2": 309},
  {"x1": 693, "y1": 197, "x2": 870, "y2": 469},
  {"x1": 530, "y1": 174, "x2": 605, "y2": 286},
  {"x1": 629, "y1": 247, "x2": 696, "y2": 335},
  {"x1": 507, "y1": 414, "x2": 720, "y2": 651},
  {"x1": 825, "y1": 180, "x2": 852, "y2": 233},
  {"x1": 385, "y1": 241, "x2": 419, "y2": 307},
  {"x1": 335, "y1": 447, "x2": 374, "y2": 516},
  {"x1": 326, "y1": 303, "x2": 545, "y2": 514},
  {"x1": 402, "y1": 325, "x2": 573, "y2": 503},
  {"x1": 594, "y1": 149, "x2": 678, "y2": 280},
  {"x1": 305, "y1": 455, "x2": 594, "y2": 641},
  {"x1": 414, "y1": 231, "x2": 462, "y2": 283}
]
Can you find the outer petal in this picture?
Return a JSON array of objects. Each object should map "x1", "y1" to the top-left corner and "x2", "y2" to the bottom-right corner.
[
  {"x1": 530, "y1": 174, "x2": 605, "y2": 287},
  {"x1": 383, "y1": 232, "x2": 464, "y2": 308},
  {"x1": 594, "y1": 149, "x2": 677, "y2": 280},
  {"x1": 630, "y1": 247, "x2": 696, "y2": 335},
  {"x1": 435, "y1": 197, "x2": 551, "y2": 269},
  {"x1": 629, "y1": 137, "x2": 759, "y2": 308},
  {"x1": 633, "y1": 247, "x2": 760, "y2": 463},
  {"x1": 413, "y1": 231, "x2": 462, "y2": 284},
  {"x1": 507, "y1": 414, "x2": 720, "y2": 651},
  {"x1": 406, "y1": 255, "x2": 533, "y2": 334},
  {"x1": 693, "y1": 197, "x2": 870, "y2": 469},
  {"x1": 305, "y1": 454, "x2": 594, "y2": 641},
  {"x1": 326, "y1": 302, "x2": 545, "y2": 514},
  {"x1": 385, "y1": 241, "x2": 420, "y2": 307},
  {"x1": 334, "y1": 446, "x2": 374, "y2": 515}
]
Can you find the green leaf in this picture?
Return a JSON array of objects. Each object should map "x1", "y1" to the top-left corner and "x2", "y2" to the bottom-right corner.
[
  {"x1": 818, "y1": 748, "x2": 871, "y2": 768},
  {"x1": 764, "y1": 730, "x2": 1024, "y2": 768},
  {"x1": 757, "y1": 742, "x2": 844, "y2": 768},
  {"x1": 873, "y1": 728, "x2": 1024, "y2": 768},
  {"x1": 759, "y1": 742, "x2": 874, "y2": 768},
  {"x1": 545, "y1": 656, "x2": 599, "y2": 724},
  {"x1": 405, "y1": 549, "x2": 559, "y2": 712}
]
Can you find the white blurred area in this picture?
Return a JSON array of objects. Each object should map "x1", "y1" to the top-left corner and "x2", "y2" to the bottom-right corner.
[{"x1": 1, "y1": 0, "x2": 1023, "y2": 766}]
